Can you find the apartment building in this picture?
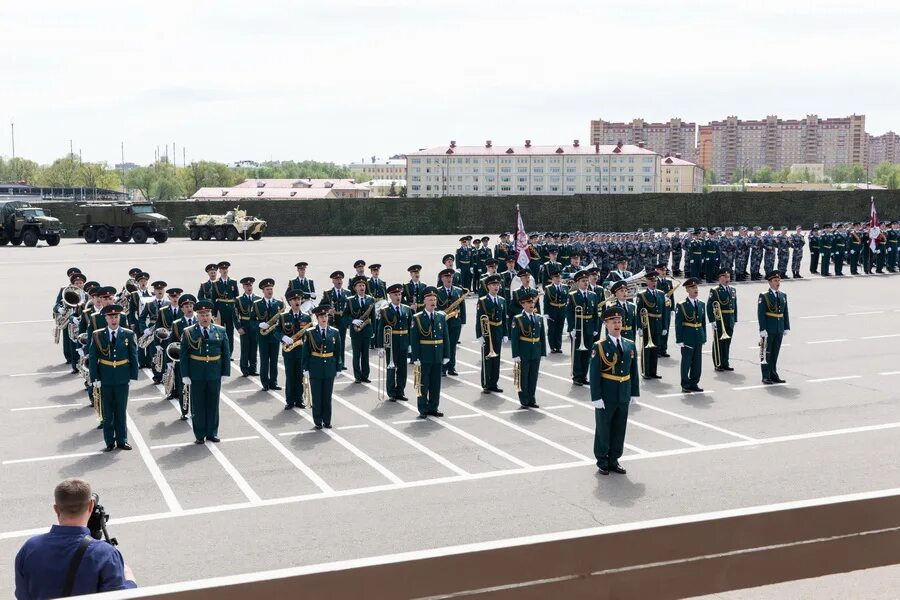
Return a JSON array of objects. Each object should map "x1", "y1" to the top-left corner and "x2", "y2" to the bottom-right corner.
[
  {"x1": 659, "y1": 154, "x2": 704, "y2": 193},
  {"x1": 406, "y1": 140, "x2": 661, "y2": 198},
  {"x1": 590, "y1": 118, "x2": 697, "y2": 163},
  {"x1": 868, "y1": 131, "x2": 900, "y2": 167}
]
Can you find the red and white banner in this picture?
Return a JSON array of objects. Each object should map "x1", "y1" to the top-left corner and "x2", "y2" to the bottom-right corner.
[
  {"x1": 515, "y1": 204, "x2": 530, "y2": 269},
  {"x1": 868, "y1": 197, "x2": 880, "y2": 251}
]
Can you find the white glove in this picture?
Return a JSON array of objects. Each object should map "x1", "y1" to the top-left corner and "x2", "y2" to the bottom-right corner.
[
  {"x1": 93, "y1": 381, "x2": 101, "y2": 389},
  {"x1": 783, "y1": 330, "x2": 789, "y2": 337},
  {"x1": 76, "y1": 349, "x2": 85, "y2": 358},
  {"x1": 303, "y1": 370, "x2": 310, "y2": 376},
  {"x1": 310, "y1": 293, "x2": 317, "y2": 299},
  {"x1": 442, "y1": 357, "x2": 450, "y2": 365},
  {"x1": 630, "y1": 397, "x2": 637, "y2": 406},
  {"x1": 182, "y1": 377, "x2": 191, "y2": 386},
  {"x1": 70, "y1": 315, "x2": 79, "y2": 324},
  {"x1": 512, "y1": 356, "x2": 521, "y2": 363},
  {"x1": 759, "y1": 330, "x2": 768, "y2": 338},
  {"x1": 411, "y1": 360, "x2": 419, "y2": 366},
  {"x1": 591, "y1": 399, "x2": 605, "y2": 409},
  {"x1": 144, "y1": 328, "x2": 152, "y2": 335},
  {"x1": 676, "y1": 343, "x2": 684, "y2": 348},
  {"x1": 662, "y1": 330, "x2": 668, "y2": 336},
  {"x1": 378, "y1": 349, "x2": 385, "y2": 357},
  {"x1": 281, "y1": 335, "x2": 293, "y2": 345},
  {"x1": 259, "y1": 322, "x2": 269, "y2": 330},
  {"x1": 352, "y1": 319, "x2": 363, "y2": 327},
  {"x1": 502, "y1": 336, "x2": 509, "y2": 343}
]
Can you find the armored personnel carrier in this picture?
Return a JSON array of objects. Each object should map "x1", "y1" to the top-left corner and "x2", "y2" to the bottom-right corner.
[{"x1": 183, "y1": 207, "x2": 267, "y2": 241}]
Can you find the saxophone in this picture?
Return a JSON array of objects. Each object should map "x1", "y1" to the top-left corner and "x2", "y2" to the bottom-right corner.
[
  {"x1": 352, "y1": 301, "x2": 377, "y2": 332},
  {"x1": 442, "y1": 293, "x2": 467, "y2": 320},
  {"x1": 284, "y1": 323, "x2": 315, "y2": 352}
]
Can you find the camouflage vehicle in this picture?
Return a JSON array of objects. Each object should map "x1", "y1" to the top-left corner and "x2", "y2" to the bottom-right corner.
[
  {"x1": 183, "y1": 207, "x2": 267, "y2": 241},
  {"x1": 76, "y1": 201, "x2": 172, "y2": 244},
  {"x1": 0, "y1": 200, "x2": 63, "y2": 247}
]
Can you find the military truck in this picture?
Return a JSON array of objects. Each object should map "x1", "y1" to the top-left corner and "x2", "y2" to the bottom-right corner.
[
  {"x1": 183, "y1": 207, "x2": 267, "y2": 241},
  {"x1": 76, "y1": 201, "x2": 172, "y2": 244},
  {"x1": 0, "y1": 200, "x2": 63, "y2": 247}
]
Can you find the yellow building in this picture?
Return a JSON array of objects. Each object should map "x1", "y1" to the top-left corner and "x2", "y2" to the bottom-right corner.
[{"x1": 659, "y1": 154, "x2": 704, "y2": 193}]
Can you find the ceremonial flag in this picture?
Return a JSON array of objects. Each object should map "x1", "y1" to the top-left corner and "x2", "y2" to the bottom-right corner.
[
  {"x1": 868, "y1": 197, "x2": 880, "y2": 251},
  {"x1": 515, "y1": 204, "x2": 530, "y2": 269}
]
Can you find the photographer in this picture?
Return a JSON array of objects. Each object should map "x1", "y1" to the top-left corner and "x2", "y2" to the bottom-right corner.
[{"x1": 15, "y1": 478, "x2": 136, "y2": 599}]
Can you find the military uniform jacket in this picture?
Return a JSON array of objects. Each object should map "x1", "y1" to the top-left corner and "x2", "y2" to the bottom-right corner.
[
  {"x1": 180, "y1": 324, "x2": 231, "y2": 380},
  {"x1": 757, "y1": 289, "x2": 790, "y2": 335},
  {"x1": 167, "y1": 316, "x2": 195, "y2": 345},
  {"x1": 402, "y1": 280, "x2": 426, "y2": 308},
  {"x1": 89, "y1": 327, "x2": 139, "y2": 384},
  {"x1": 140, "y1": 297, "x2": 166, "y2": 330},
  {"x1": 213, "y1": 278, "x2": 239, "y2": 319},
  {"x1": 280, "y1": 311, "x2": 312, "y2": 347},
  {"x1": 436, "y1": 270, "x2": 463, "y2": 289},
  {"x1": 635, "y1": 290, "x2": 667, "y2": 337},
  {"x1": 156, "y1": 305, "x2": 182, "y2": 333},
  {"x1": 688, "y1": 239, "x2": 704, "y2": 260},
  {"x1": 437, "y1": 286, "x2": 467, "y2": 326},
  {"x1": 589, "y1": 337, "x2": 640, "y2": 404},
  {"x1": 301, "y1": 326, "x2": 340, "y2": 377},
  {"x1": 348, "y1": 294, "x2": 376, "y2": 337},
  {"x1": 657, "y1": 278, "x2": 674, "y2": 307},
  {"x1": 499, "y1": 271, "x2": 514, "y2": 302},
  {"x1": 82, "y1": 311, "x2": 108, "y2": 339},
  {"x1": 611, "y1": 300, "x2": 637, "y2": 338},
  {"x1": 476, "y1": 295, "x2": 509, "y2": 340},
  {"x1": 510, "y1": 312, "x2": 547, "y2": 360},
  {"x1": 603, "y1": 269, "x2": 632, "y2": 287},
  {"x1": 236, "y1": 293, "x2": 260, "y2": 327},
  {"x1": 286, "y1": 277, "x2": 315, "y2": 298},
  {"x1": 254, "y1": 298, "x2": 285, "y2": 342},
  {"x1": 494, "y1": 242, "x2": 512, "y2": 264},
  {"x1": 543, "y1": 283, "x2": 568, "y2": 318},
  {"x1": 707, "y1": 285, "x2": 738, "y2": 326},
  {"x1": 130, "y1": 289, "x2": 151, "y2": 319},
  {"x1": 455, "y1": 246, "x2": 473, "y2": 268},
  {"x1": 566, "y1": 289, "x2": 599, "y2": 337},
  {"x1": 367, "y1": 278, "x2": 387, "y2": 300},
  {"x1": 320, "y1": 288, "x2": 350, "y2": 328},
  {"x1": 539, "y1": 261, "x2": 561, "y2": 284},
  {"x1": 808, "y1": 233, "x2": 821, "y2": 253},
  {"x1": 820, "y1": 233, "x2": 834, "y2": 253},
  {"x1": 410, "y1": 311, "x2": 450, "y2": 363},
  {"x1": 198, "y1": 280, "x2": 216, "y2": 304},
  {"x1": 476, "y1": 247, "x2": 492, "y2": 270},
  {"x1": 376, "y1": 303, "x2": 412, "y2": 349},
  {"x1": 675, "y1": 299, "x2": 707, "y2": 346},
  {"x1": 704, "y1": 238, "x2": 721, "y2": 261}
]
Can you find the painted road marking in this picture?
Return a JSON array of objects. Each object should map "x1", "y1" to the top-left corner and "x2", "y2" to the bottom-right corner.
[{"x1": 807, "y1": 376, "x2": 862, "y2": 383}]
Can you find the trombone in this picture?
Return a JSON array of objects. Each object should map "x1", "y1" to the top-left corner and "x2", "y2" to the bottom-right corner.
[
  {"x1": 378, "y1": 326, "x2": 393, "y2": 401},
  {"x1": 92, "y1": 384, "x2": 102, "y2": 422},
  {"x1": 759, "y1": 336, "x2": 768, "y2": 365},
  {"x1": 639, "y1": 307, "x2": 656, "y2": 378},
  {"x1": 712, "y1": 301, "x2": 730, "y2": 340}
]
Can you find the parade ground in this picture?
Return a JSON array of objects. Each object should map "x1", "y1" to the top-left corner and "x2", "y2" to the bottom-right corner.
[{"x1": 1, "y1": 235, "x2": 898, "y2": 597}]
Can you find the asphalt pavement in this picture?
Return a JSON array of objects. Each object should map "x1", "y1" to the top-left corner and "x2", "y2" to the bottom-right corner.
[{"x1": 0, "y1": 236, "x2": 898, "y2": 597}]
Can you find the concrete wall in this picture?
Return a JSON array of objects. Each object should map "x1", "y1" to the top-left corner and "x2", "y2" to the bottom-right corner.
[{"x1": 35, "y1": 190, "x2": 900, "y2": 238}]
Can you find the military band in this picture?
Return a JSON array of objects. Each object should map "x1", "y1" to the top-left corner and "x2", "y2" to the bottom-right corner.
[
  {"x1": 213, "y1": 261, "x2": 239, "y2": 348},
  {"x1": 180, "y1": 301, "x2": 231, "y2": 444},
  {"x1": 759, "y1": 272, "x2": 790, "y2": 385},
  {"x1": 634, "y1": 273, "x2": 665, "y2": 379},
  {"x1": 707, "y1": 269, "x2": 736, "y2": 372},
  {"x1": 510, "y1": 289, "x2": 546, "y2": 408},
  {"x1": 348, "y1": 275, "x2": 375, "y2": 383},
  {"x1": 320, "y1": 271, "x2": 350, "y2": 372},
  {"x1": 410, "y1": 288, "x2": 450, "y2": 418},
  {"x1": 255, "y1": 278, "x2": 283, "y2": 391},
  {"x1": 88, "y1": 304, "x2": 138, "y2": 451},
  {"x1": 436, "y1": 269, "x2": 466, "y2": 376},
  {"x1": 566, "y1": 271, "x2": 599, "y2": 386}
]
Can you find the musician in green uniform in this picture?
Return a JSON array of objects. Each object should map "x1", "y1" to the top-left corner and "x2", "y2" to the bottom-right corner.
[
  {"x1": 608, "y1": 280, "x2": 637, "y2": 342},
  {"x1": 634, "y1": 272, "x2": 666, "y2": 379},
  {"x1": 707, "y1": 268, "x2": 737, "y2": 372},
  {"x1": 501, "y1": 257, "x2": 517, "y2": 301},
  {"x1": 166, "y1": 295, "x2": 197, "y2": 417},
  {"x1": 351, "y1": 259, "x2": 367, "y2": 282},
  {"x1": 566, "y1": 270, "x2": 599, "y2": 386},
  {"x1": 589, "y1": 306, "x2": 639, "y2": 475},
  {"x1": 655, "y1": 263, "x2": 674, "y2": 357},
  {"x1": 543, "y1": 269, "x2": 567, "y2": 353},
  {"x1": 88, "y1": 304, "x2": 138, "y2": 452},
  {"x1": 376, "y1": 284, "x2": 412, "y2": 401},
  {"x1": 180, "y1": 300, "x2": 231, "y2": 444},
  {"x1": 320, "y1": 271, "x2": 350, "y2": 371},
  {"x1": 410, "y1": 287, "x2": 450, "y2": 418},
  {"x1": 494, "y1": 232, "x2": 512, "y2": 271},
  {"x1": 279, "y1": 290, "x2": 313, "y2": 409},
  {"x1": 456, "y1": 236, "x2": 474, "y2": 291},
  {"x1": 367, "y1": 264, "x2": 387, "y2": 300},
  {"x1": 236, "y1": 276, "x2": 260, "y2": 377},
  {"x1": 759, "y1": 272, "x2": 791, "y2": 384},
  {"x1": 538, "y1": 247, "x2": 562, "y2": 286},
  {"x1": 254, "y1": 278, "x2": 283, "y2": 391},
  {"x1": 197, "y1": 264, "x2": 218, "y2": 316},
  {"x1": 301, "y1": 306, "x2": 341, "y2": 429},
  {"x1": 79, "y1": 286, "x2": 110, "y2": 417},
  {"x1": 437, "y1": 268, "x2": 466, "y2": 376},
  {"x1": 476, "y1": 275, "x2": 508, "y2": 393},
  {"x1": 603, "y1": 258, "x2": 632, "y2": 288},
  {"x1": 675, "y1": 278, "x2": 707, "y2": 393},
  {"x1": 142, "y1": 281, "x2": 168, "y2": 383},
  {"x1": 348, "y1": 275, "x2": 375, "y2": 383},
  {"x1": 477, "y1": 258, "x2": 501, "y2": 297},
  {"x1": 848, "y1": 223, "x2": 863, "y2": 275},
  {"x1": 510, "y1": 289, "x2": 546, "y2": 408},
  {"x1": 213, "y1": 261, "x2": 238, "y2": 348},
  {"x1": 437, "y1": 254, "x2": 464, "y2": 289},
  {"x1": 285, "y1": 261, "x2": 316, "y2": 299}
]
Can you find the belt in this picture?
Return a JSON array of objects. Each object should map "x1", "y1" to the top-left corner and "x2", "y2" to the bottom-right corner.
[
  {"x1": 683, "y1": 322, "x2": 703, "y2": 328},
  {"x1": 216, "y1": 299, "x2": 235, "y2": 303},
  {"x1": 458, "y1": 261, "x2": 471, "y2": 264},
  {"x1": 691, "y1": 252, "x2": 702, "y2": 255},
  {"x1": 99, "y1": 359, "x2": 129, "y2": 367},
  {"x1": 550, "y1": 302, "x2": 566, "y2": 308},
  {"x1": 647, "y1": 313, "x2": 662, "y2": 318},
  {"x1": 390, "y1": 329, "x2": 409, "y2": 335},
  {"x1": 420, "y1": 340, "x2": 444, "y2": 345},
  {"x1": 765, "y1": 312, "x2": 783, "y2": 318},
  {"x1": 576, "y1": 314, "x2": 594, "y2": 319},
  {"x1": 333, "y1": 310, "x2": 344, "y2": 315},
  {"x1": 520, "y1": 336, "x2": 541, "y2": 343},
  {"x1": 239, "y1": 316, "x2": 250, "y2": 320},
  {"x1": 622, "y1": 326, "x2": 632, "y2": 331},
  {"x1": 600, "y1": 373, "x2": 630, "y2": 383},
  {"x1": 190, "y1": 355, "x2": 221, "y2": 362},
  {"x1": 823, "y1": 245, "x2": 832, "y2": 249},
  {"x1": 720, "y1": 309, "x2": 735, "y2": 314},
  {"x1": 311, "y1": 352, "x2": 334, "y2": 358}
]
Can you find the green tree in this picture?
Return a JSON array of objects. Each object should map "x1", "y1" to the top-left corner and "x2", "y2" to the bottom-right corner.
[
  {"x1": 399, "y1": 185, "x2": 407, "y2": 198},
  {"x1": 828, "y1": 165, "x2": 849, "y2": 183},
  {"x1": 387, "y1": 181, "x2": 398, "y2": 196},
  {"x1": 125, "y1": 166, "x2": 156, "y2": 201},
  {"x1": 754, "y1": 166, "x2": 774, "y2": 183},
  {"x1": 153, "y1": 173, "x2": 184, "y2": 201},
  {"x1": 180, "y1": 161, "x2": 240, "y2": 196},
  {"x1": 39, "y1": 154, "x2": 80, "y2": 187},
  {"x1": 78, "y1": 162, "x2": 121, "y2": 190},
  {"x1": 0, "y1": 157, "x2": 40, "y2": 183}
]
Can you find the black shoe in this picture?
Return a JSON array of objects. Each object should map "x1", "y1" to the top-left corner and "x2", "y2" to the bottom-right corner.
[
  {"x1": 482, "y1": 388, "x2": 491, "y2": 393},
  {"x1": 153, "y1": 378, "x2": 162, "y2": 384},
  {"x1": 361, "y1": 378, "x2": 371, "y2": 383},
  {"x1": 117, "y1": 443, "x2": 132, "y2": 451},
  {"x1": 71, "y1": 367, "x2": 79, "y2": 374},
  {"x1": 354, "y1": 379, "x2": 362, "y2": 384},
  {"x1": 180, "y1": 415, "x2": 188, "y2": 421},
  {"x1": 762, "y1": 379, "x2": 774, "y2": 385},
  {"x1": 241, "y1": 373, "x2": 249, "y2": 378},
  {"x1": 447, "y1": 370, "x2": 458, "y2": 376},
  {"x1": 693, "y1": 386, "x2": 704, "y2": 392},
  {"x1": 314, "y1": 424, "x2": 323, "y2": 430},
  {"x1": 194, "y1": 439, "x2": 205, "y2": 444},
  {"x1": 104, "y1": 444, "x2": 115, "y2": 452},
  {"x1": 298, "y1": 403, "x2": 306, "y2": 409},
  {"x1": 270, "y1": 385, "x2": 282, "y2": 391},
  {"x1": 397, "y1": 396, "x2": 409, "y2": 402},
  {"x1": 284, "y1": 404, "x2": 294, "y2": 410},
  {"x1": 261, "y1": 385, "x2": 269, "y2": 391},
  {"x1": 489, "y1": 386, "x2": 503, "y2": 393},
  {"x1": 610, "y1": 463, "x2": 627, "y2": 474},
  {"x1": 572, "y1": 379, "x2": 584, "y2": 386},
  {"x1": 519, "y1": 405, "x2": 530, "y2": 410},
  {"x1": 643, "y1": 375, "x2": 655, "y2": 379},
  {"x1": 429, "y1": 411, "x2": 444, "y2": 417},
  {"x1": 772, "y1": 377, "x2": 786, "y2": 384},
  {"x1": 597, "y1": 465, "x2": 609, "y2": 475},
  {"x1": 417, "y1": 414, "x2": 428, "y2": 419},
  {"x1": 250, "y1": 371, "x2": 259, "y2": 376},
  {"x1": 207, "y1": 436, "x2": 220, "y2": 443},
  {"x1": 681, "y1": 388, "x2": 693, "y2": 393},
  {"x1": 529, "y1": 403, "x2": 540, "y2": 409},
  {"x1": 659, "y1": 352, "x2": 671, "y2": 358},
  {"x1": 324, "y1": 424, "x2": 332, "y2": 429},
  {"x1": 96, "y1": 423, "x2": 104, "y2": 430},
  {"x1": 794, "y1": 273, "x2": 803, "y2": 279}
]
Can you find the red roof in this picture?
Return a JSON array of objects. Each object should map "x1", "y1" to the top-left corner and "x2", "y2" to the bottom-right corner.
[{"x1": 407, "y1": 143, "x2": 658, "y2": 157}]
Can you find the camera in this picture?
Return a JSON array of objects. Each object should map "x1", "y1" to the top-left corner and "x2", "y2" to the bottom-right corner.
[{"x1": 86, "y1": 493, "x2": 117, "y2": 546}]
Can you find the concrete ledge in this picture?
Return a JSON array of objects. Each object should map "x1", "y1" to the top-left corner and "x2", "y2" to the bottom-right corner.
[{"x1": 96, "y1": 489, "x2": 900, "y2": 599}]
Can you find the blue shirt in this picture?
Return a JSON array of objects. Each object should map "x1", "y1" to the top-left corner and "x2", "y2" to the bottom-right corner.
[{"x1": 15, "y1": 525, "x2": 136, "y2": 599}]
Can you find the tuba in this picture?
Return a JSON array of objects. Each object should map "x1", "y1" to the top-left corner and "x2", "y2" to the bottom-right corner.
[
  {"x1": 163, "y1": 343, "x2": 180, "y2": 397},
  {"x1": 54, "y1": 286, "x2": 83, "y2": 344},
  {"x1": 115, "y1": 279, "x2": 139, "y2": 315}
]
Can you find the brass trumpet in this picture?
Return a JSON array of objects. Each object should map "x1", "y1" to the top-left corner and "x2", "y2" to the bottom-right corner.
[
  {"x1": 480, "y1": 314, "x2": 498, "y2": 358},
  {"x1": 640, "y1": 308, "x2": 656, "y2": 349},
  {"x1": 712, "y1": 301, "x2": 731, "y2": 340}
]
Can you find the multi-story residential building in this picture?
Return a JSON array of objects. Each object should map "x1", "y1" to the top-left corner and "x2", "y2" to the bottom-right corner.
[
  {"x1": 347, "y1": 159, "x2": 407, "y2": 181},
  {"x1": 868, "y1": 131, "x2": 900, "y2": 167},
  {"x1": 406, "y1": 140, "x2": 661, "y2": 198},
  {"x1": 590, "y1": 118, "x2": 697, "y2": 163},
  {"x1": 697, "y1": 114, "x2": 866, "y2": 182},
  {"x1": 659, "y1": 154, "x2": 704, "y2": 193}
]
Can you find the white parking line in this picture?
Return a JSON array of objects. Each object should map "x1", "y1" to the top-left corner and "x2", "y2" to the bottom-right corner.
[
  {"x1": 0, "y1": 319, "x2": 53, "y2": 326},
  {"x1": 862, "y1": 333, "x2": 900, "y2": 340},
  {"x1": 807, "y1": 375, "x2": 862, "y2": 383},
  {"x1": 336, "y1": 424, "x2": 370, "y2": 431},
  {"x1": 880, "y1": 371, "x2": 900, "y2": 376},
  {"x1": 799, "y1": 314, "x2": 837, "y2": 319},
  {"x1": 541, "y1": 405, "x2": 573, "y2": 411},
  {"x1": 150, "y1": 436, "x2": 260, "y2": 450},
  {"x1": 655, "y1": 390, "x2": 715, "y2": 398},
  {"x1": 2, "y1": 450, "x2": 104, "y2": 465},
  {"x1": 634, "y1": 401, "x2": 756, "y2": 442},
  {"x1": 8, "y1": 369, "x2": 72, "y2": 377},
  {"x1": 746, "y1": 344, "x2": 792, "y2": 349},
  {"x1": 733, "y1": 383, "x2": 788, "y2": 391},
  {"x1": 126, "y1": 412, "x2": 183, "y2": 513},
  {"x1": 847, "y1": 311, "x2": 884, "y2": 316},
  {"x1": 10, "y1": 402, "x2": 83, "y2": 412},
  {"x1": 447, "y1": 414, "x2": 482, "y2": 420},
  {"x1": 393, "y1": 419, "x2": 425, "y2": 425},
  {"x1": 806, "y1": 339, "x2": 848, "y2": 345}
]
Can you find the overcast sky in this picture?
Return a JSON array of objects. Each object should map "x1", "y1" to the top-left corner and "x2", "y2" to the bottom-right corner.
[{"x1": 3, "y1": 0, "x2": 899, "y2": 166}]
